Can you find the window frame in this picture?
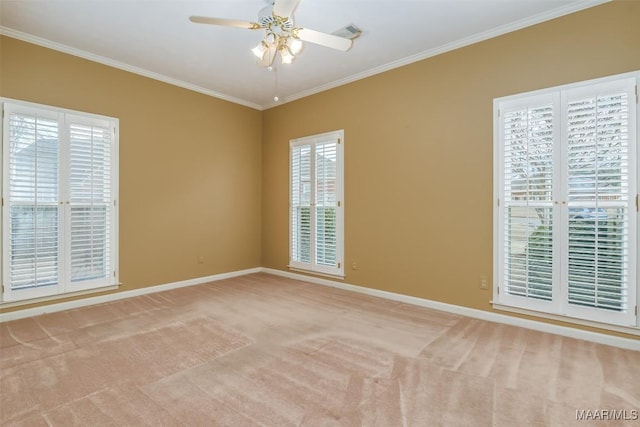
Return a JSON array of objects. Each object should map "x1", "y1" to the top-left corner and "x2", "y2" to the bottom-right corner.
[
  {"x1": 493, "y1": 71, "x2": 639, "y2": 331},
  {"x1": 1, "y1": 98, "x2": 119, "y2": 304},
  {"x1": 289, "y1": 130, "x2": 344, "y2": 278}
]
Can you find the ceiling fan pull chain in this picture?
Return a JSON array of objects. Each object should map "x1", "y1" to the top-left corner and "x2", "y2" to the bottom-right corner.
[{"x1": 273, "y1": 65, "x2": 280, "y2": 102}]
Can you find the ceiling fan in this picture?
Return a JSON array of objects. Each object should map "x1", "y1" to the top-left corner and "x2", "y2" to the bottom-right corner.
[{"x1": 189, "y1": 0, "x2": 355, "y2": 67}]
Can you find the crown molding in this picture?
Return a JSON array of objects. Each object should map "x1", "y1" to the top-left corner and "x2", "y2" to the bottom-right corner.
[
  {"x1": 1, "y1": 0, "x2": 610, "y2": 111},
  {"x1": 0, "y1": 26, "x2": 263, "y2": 111},
  {"x1": 268, "y1": 0, "x2": 611, "y2": 109}
]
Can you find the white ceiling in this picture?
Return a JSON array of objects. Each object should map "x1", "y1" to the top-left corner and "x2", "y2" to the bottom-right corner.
[{"x1": 0, "y1": 0, "x2": 608, "y2": 110}]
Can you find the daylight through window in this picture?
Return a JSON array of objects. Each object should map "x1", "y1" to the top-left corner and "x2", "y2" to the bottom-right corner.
[
  {"x1": 494, "y1": 73, "x2": 638, "y2": 328},
  {"x1": 1, "y1": 100, "x2": 119, "y2": 303},
  {"x1": 290, "y1": 130, "x2": 344, "y2": 277}
]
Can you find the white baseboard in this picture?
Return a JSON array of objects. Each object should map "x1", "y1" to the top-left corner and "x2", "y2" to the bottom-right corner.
[
  {"x1": 0, "y1": 267, "x2": 262, "y2": 323},
  {"x1": 2, "y1": 266, "x2": 638, "y2": 351},
  {"x1": 261, "y1": 268, "x2": 640, "y2": 351}
]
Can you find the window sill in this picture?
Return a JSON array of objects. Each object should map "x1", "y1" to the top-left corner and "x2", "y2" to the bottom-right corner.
[
  {"x1": 287, "y1": 266, "x2": 345, "y2": 281},
  {"x1": 1, "y1": 284, "x2": 121, "y2": 309},
  {"x1": 492, "y1": 301, "x2": 640, "y2": 337}
]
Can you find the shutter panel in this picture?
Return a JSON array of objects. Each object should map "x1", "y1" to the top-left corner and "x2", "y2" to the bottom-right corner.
[
  {"x1": 291, "y1": 144, "x2": 311, "y2": 264},
  {"x1": 2, "y1": 101, "x2": 118, "y2": 303},
  {"x1": 315, "y1": 140, "x2": 337, "y2": 267},
  {"x1": 6, "y1": 109, "x2": 60, "y2": 298},
  {"x1": 501, "y1": 100, "x2": 556, "y2": 304},
  {"x1": 496, "y1": 74, "x2": 637, "y2": 328},
  {"x1": 289, "y1": 130, "x2": 343, "y2": 276},
  {"x1": 564, "y1": 84, "x2": 634, "y2": 318},
  {"x1": 68, "y1": 120, "x2": 113, "y2": 286}
]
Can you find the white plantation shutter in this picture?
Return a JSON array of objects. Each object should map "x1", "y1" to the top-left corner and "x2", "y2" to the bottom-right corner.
[
  {"x1": 500, "y1": 96, "x2": 558, "y2": 311},
  {"x1": 562, "y1": 80, "x2": 636, "y2": 325},
  {"x1": 4, "y1": 107, "x2": 62, "y2": 300},
  {"x1": 2, "y1": 100, "x2": 118, "y2": 303},
  {"x1": 290, "y1": 131, "x2": 343, "y2": 276},
  {"x1": 68, "y1": 118, "x2": 114, "y2": 289},
  {"x1": 291, "y1": 144, "x2": 311, "y2": 264},
  {"x1": 495, "y1": 73, "x2": 638, "y2": 328},
  {"x1": 315, "y1": 141, "x2": 338, "y2": 267}
]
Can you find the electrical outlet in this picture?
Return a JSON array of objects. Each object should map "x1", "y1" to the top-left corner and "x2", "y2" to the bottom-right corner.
[
  {"x1": 480, "y1": 276, "x2": 488, "y2": 290},
  {"x1": 197, "y1": 255, "x2": 204, "y2": 264},
  {"x1": 351, "y1": 261, "x2": 358, "y2": 270}
]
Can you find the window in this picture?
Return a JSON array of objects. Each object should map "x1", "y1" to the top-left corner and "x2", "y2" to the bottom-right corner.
[
  {"x1": 290, "y1": 130, "x2": 344, "y2": 277},
  {"x1": 494, "y1": 72, "x2": 639, "y2": 329},
  {"x1": 1, "y1": 99, "x2": 118, "y2": 303}
]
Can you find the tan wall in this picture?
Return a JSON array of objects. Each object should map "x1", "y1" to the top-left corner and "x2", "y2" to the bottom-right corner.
[
  {"x1": 0, "y1": 36, "x2": 262, "y2": 312},
  {"x1": 1, "y1": 1, "x2": 639, "y2": 338},
  {"x1": 261, "y1": 1, "x2": 640, "y2": 338}
]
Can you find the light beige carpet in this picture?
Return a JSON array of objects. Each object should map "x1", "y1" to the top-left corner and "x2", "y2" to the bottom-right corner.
[{"x1": 1, "y1": 273, "x2": 638, "y2": 426}]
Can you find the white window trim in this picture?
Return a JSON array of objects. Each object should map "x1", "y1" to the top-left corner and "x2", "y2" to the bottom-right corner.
[
  {"x1": 288, "y1": 130, "x2": 344, "y2": 278},
  {"x1": 1, "y1": 98, "x2": 119, "y2": 304},
  {"x1": 493, "y1": 71, "x2": 640, "y2": 332}
]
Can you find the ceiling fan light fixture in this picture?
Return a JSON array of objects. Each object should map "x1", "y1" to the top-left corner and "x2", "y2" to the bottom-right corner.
[
  {"x1": 251, "y1": 41, "x2": 268, "y2": 59},
  {"x1": 288, "y1": 37, "x2": 303, "y2": 55},
  {"x1": 280, "y1": 47, "x2": 294, "y2": 64}
]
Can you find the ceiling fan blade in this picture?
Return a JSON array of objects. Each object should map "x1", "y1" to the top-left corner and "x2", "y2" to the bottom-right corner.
[
  {"x1": 257, "y1": 44, "x2": 277, "y2": 67},
  {"x1": 272, "y1": 0, "x2": 300, "y2": 18},
  {"x1": 189, "y1": 16, "x2": 260, "y2": 29},
  {"x1": 296, "y1": 28, "x2": 353, "y2": 52}
]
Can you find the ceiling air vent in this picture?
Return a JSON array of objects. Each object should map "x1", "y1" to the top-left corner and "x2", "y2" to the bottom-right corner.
[{"x1": 332, "y1": 24, "x2": 362, "y2": 40}]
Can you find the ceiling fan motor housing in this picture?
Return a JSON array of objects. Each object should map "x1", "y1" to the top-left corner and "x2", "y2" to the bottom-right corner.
[{"x1": 258, "y1": 4, "x2": 294, "y2": 28}]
